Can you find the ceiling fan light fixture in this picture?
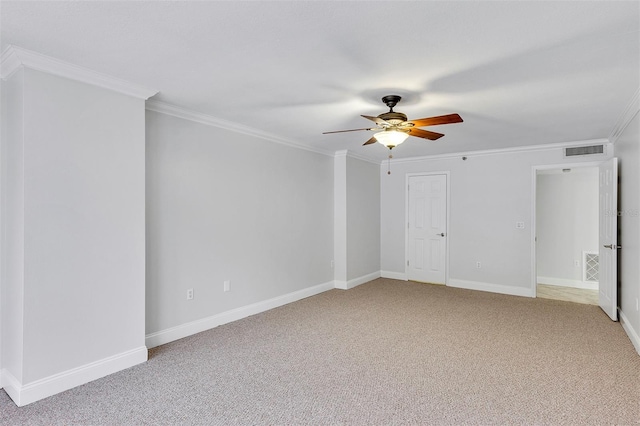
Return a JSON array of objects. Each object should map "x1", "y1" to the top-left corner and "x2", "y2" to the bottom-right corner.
[{"x1": 374, "y1": 130, "x2": 409, "y2": 149}]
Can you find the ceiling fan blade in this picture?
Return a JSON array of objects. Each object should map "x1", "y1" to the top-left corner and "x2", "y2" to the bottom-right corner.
[
  {"x1": 408, "y1": 128, "x2": 445, "y2": 140},
  {"x1": 363, "y1": 136, "x2": 377, "y2": 146},
  {"x1": 323, "y1": 127, "x2": 373, "y2": 134},
  {"x1": 361, "y1": 115, "x2": 390, "y2": 126},
  {"x1": 407, "y1": 113, "x2": 463, "y2": 127}
]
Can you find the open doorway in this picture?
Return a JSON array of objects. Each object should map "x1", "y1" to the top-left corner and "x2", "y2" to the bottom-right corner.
[{"x1": 535, "y1": 166, "x2": 600, "y2": 305}]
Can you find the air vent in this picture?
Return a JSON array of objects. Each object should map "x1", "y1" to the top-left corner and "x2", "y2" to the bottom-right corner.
[
  {"x1": 564, "y1": 145, "x2": 604, "y2": 157},
  {"x1": 583, "y1": 252, "x2": 599, "y2": 283}
]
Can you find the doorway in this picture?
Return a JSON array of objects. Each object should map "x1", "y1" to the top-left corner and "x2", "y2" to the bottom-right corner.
[{"x1": 535, "y1": 166, "x2": 600, "y2": 305}]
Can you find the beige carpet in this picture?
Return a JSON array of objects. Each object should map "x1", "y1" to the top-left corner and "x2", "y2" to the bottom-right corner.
[{"x1": 1, "y1": 278, "x2": 638, "y2": 425}]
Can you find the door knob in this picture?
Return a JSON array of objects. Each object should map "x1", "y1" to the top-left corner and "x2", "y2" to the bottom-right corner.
[
  {"x1": 437, "y1": 233, "x2": 446, "y2": 237},
  {"x1": 603, "y1": 244, "x2": 622, "y2": 249}
]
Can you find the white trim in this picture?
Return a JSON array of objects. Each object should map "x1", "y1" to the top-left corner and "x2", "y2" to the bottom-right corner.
[
  {"x1": 0, "y1": 46, "x2": 22, "y2": 80},
  {"x1": 534, "y1": 161, "x2": 608, "y2": 173},
  {"x1": 334, "y1": 149, "x2": 348, "y2": 159},
  {"x1": 334, "y1": 150, "x2": 379, "y2": 165},
  {"x1": 448, "y1": 278, "x2": 535, "y2": 298},
  {"x1": 0, "y1": 45, "x2": 158, "y2": 100},
  {"x1": 405, "y1": 172, "x2": 450, "y2": 285},
  {"x1": 334, "y1": 280, "x2": 347, "y2": 289},
  {"x1": 537, "y1": 276, "x2": 598, "y2": 291},
  {"x1": 2, "y1": 346, "x2": 147, "y2": 407},
  {"x1": 146, "y1": 100, "x2": 333, "y2": 157},
  {"x1": 619, "y1": 310, "x2": 640, "y2": 356},
  {"x1": 146, "y1": 280, "x2": 334, "y2": 349},
  {"x1": 609, "y1": 87, "x2": 640, "y2": 144},
  {"x1": 389, "y1": 139, "x2": 611, "y2": 166},
  {"x1": 334, "y1": 271, "x2": 380, "y2": 290},
  {"x1": 1, "y1": 369, "x2": 20, "y2": 405},
  {"x1": 380, "y1": 270, "x2": 408, "y2": 281},
  {"x1": 343, "y1": 150, "x2": 380, "y2": 165}
]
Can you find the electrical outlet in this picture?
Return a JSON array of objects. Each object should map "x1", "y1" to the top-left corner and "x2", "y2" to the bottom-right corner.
[
  {"x1": 476, "y1": 261, "x2": 481, "y2": 268},
  {"x1": 224, "y1": 280, "x2": 230, "y2": 292},
  {"x1": 574, "y1": 260, "x2": 580, "y2": 267},
  {"x1": 330, "y1": 260, "x2": 334, "y2": 268},
  {"x1": 186, "y1": 288, "x2": 194, "y2": 300}
]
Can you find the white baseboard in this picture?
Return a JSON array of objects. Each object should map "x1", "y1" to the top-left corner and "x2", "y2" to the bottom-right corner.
[
  {"x1": 146, "y1": 280, "x2": 335, "y2": 349},
  {"x1": 537, "y1": 276, "x2": 598, "y2": 290},
  {"x1": 380, "y1": 271, "x2": 408, "y2": 281},
  {"x1": 2, "y1": 346, "x2": 147, "y2": 407},
  {"x1": 334, "y1": 271, "x2": 380, "y2": 290},
  {"x1": 448, "y1": 278, "x2": 535, "y2": 298},
  {"x1": 1, "y1": 369, "x2": 20, "y2": 404},
  {"x1": 619, "y1": 310, "x2": 640, "y2": 356}
]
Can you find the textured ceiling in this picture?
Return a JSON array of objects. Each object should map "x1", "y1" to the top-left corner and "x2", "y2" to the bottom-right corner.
[{"x1": 1, "y1": 1, "x2": 638, "y2": 160}]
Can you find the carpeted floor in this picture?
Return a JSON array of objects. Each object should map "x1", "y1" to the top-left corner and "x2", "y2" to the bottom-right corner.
[{"x1": 1, "y1": 278, "x2": 639, "y2": 425}]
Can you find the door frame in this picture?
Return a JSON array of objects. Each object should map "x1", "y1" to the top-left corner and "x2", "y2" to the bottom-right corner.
[
  {"x1": 405, "y1": 171, "x2": 451, "y2": 284},
  {"x1": 530, "y1": 160, "x2": 605, "y2": 297}
]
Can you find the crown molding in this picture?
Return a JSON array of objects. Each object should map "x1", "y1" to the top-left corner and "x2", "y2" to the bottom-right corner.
[
  {"x1": 386, "y1": 138, "x2": 611, "y2": 166},
  {"x1": 333, "y1": 149, "x2": 380, "y2": 164},
  {"x1": 348, "y1": 150, "x2": 380, "y2": 164},
  {"x1": 609, "y1": 87, "x2": 640, "y2": 144},
  {"x1": 0, "y1": 46, "x2": 22, "y2": 79},
  {"x1": 146, "y1": 100, "x2": 333, "y2": 157},
  {"x1": 0, "y1": 45, "x2": 158, "y2": 100}
]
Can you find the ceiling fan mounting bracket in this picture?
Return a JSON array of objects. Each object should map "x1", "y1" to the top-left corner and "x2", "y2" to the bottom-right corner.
[{"x1": 381, "y1": 95, "x2": 402, "y2": 111}]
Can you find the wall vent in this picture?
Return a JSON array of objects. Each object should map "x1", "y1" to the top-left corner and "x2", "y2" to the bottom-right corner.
[
  {"x1": 564, "y1": 145, "x2": 604, "y2": 157},
  {"x1": 583, "y1": 251, "x2": 599, "y2": 283}
]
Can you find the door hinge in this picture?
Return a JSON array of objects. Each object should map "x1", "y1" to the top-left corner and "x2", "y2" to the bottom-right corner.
[{"x1": 407, "y1": 260, "x2": 410, "y2": 266}]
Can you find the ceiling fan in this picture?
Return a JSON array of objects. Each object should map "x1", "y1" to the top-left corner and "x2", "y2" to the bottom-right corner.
[{"x1": 323, "y1": 95, "x2": 463, "y2": 150}]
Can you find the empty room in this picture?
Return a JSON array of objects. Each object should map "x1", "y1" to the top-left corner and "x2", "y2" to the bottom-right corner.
[{"x1": 1, "y1": 1, "x2": 639, "y2": 424}]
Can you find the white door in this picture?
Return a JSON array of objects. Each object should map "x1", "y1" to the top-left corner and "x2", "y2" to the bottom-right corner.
[
  {"x1": 599, "y1": 158, "x2": 618, "y2": 321},
  {"x1": 407, "y1": 174, "x2": 447, "y2": 284}
]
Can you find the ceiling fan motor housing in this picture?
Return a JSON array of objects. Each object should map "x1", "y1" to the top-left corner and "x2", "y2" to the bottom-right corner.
[{"x1": 378, "y1": 111, "x2": 408, "y2": 124}]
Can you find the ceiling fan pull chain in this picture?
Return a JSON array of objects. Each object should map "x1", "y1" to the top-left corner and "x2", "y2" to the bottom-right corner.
[{"x1": 388, "y1": 153, "x2": 393, "y2": 175}]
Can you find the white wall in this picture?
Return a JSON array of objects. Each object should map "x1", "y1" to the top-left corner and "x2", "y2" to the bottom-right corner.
[
  {"x1": 346, "y1": 156, "x2": 380, "y2": 281},
  {"x1": 1, "y1": 68, "x2": 25, "y2": 387},
  {"x1": 381, "y1": 144, "x2": 612, "y2": 296},
  {"x1": 614, "y1": 102, "x2": 640, "y2": 353},
  {"x1": 334, "y1": 153, "x2": 347, "y2": 283},
  {"x1": 145, "y1": 110, "x2": 334, "y2": 339},
  {"x1": 1, "y1": 67, "x2": 148, "y2": 405},
  {"x1": 536, "y1": 168, "x2": 599, "y2": 285},
  {"x1": 333, "y1": 152, "x2": 381, "y2": 288}
]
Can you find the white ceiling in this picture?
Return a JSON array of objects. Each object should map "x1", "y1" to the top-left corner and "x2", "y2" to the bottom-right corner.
[{"x1": 2, "y1": 1, "x2": 638, "y2": 160}]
